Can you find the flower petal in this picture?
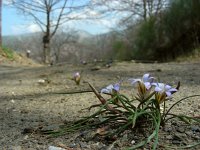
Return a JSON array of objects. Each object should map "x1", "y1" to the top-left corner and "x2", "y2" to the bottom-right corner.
[
  {"x1": 144, "y1": 82, "x2": 151, "y2": 90},
  {"x1": 74, "y1": 72, "x2": 80, "y2": 77},
  {"x1": 155, "y1": 86, "x2": 163, "y2": 92},
  {"x1": 148, "y1": 77, "x2": 155, "y2": 82},
  {"x1": 113, "y1": 83, "x2": 120, "y2": 91},
  {"x1": 165, "y1": 84, "x2": 172, "y2": 90},
  {"x1": 101, "y1": 88, "x2": 110, "y2": 94},
  {"x1": 131, "y1": 79, "x2": 142, "y2": 85},
  {"x1": 168, "y1": 88, "x2": 178, "y2": 92},
  {"x1": 106, "y1": 84, "x2": 114, "y2": 90},
  {"x1": 101, "y1": 84, "x2": 113, "y2": 94},
  {"x1": 166, "y1": 91, "x2": 172, "y2": 97},
  {"x1": 143, "y1": 74, "x2": 150, "y2": 82},
  {"x1": 158, "y1": 83, "x2": 165, "y2": 89},
  {"x1": 151, "y1": 82, "x2": 158, "y2": 86}
]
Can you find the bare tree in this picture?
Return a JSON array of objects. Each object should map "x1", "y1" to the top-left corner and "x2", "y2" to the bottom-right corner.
[
  {"x1": 51, "y1": 29, "x2": 78, "y2": 63},
  {"x1": 9, "y1": 0, "x2": 91, "y2": 64},
  {"x1": 91, "y1": 0, "x2": 168, "y2": 22}
]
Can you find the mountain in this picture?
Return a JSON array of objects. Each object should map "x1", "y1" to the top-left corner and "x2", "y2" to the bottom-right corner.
[{"x1": 2, "y1": 29, "x2": 119, "y2": 63}]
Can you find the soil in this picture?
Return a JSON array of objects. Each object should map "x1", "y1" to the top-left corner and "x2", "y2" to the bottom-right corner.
[{"x1": 0, "y1": 61, "x2": 200, "y2": 150}]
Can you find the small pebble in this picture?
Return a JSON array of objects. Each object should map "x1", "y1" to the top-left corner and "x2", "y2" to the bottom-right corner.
[
  {"x1": 131, "y1": 140, "x2": 136, "y2": 144},
  {"x1": 48, "y1": 146, "x2": 65, "y2": 150},
  {"x1": 69, "y1": 143, "x2": 77, "y2": 148},
  {"x1": 191, "y1": 125, "x2": 200, "y2": 132},
  {"x1": 172, "y1": 140, "x2": 181, "y2": 144},
  {"x1": 176, "y1": 127, "x2": 185, "y2": 133},
  {"x1": 166, "y1": 135, "x2": 173, "y2": 140}
]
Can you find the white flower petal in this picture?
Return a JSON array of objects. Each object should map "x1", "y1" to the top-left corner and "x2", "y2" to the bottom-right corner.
[
  {"x1": 151, "y1": 82, "x2": 158, "y2": 86},
  {"x1": 131, "y1": 79, "x2": 142, "y2": 85},
  {"x1": 155, "y1": 86, "x2": 163, "y2": 92},
  {"x1": 101, "y1": 89, "x2": 110, "y2": 94},
  {"x1": 106, "y1": 84, "x2": 114, "y2": 90},
  {"x1": 144, "y1": 82, "x2": 151, "y2": 90},
  {"x1": 143, "y1": 74, "x2": 150, "y2": 82}
]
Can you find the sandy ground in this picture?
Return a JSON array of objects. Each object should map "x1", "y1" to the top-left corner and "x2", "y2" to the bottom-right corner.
[{"x1": 0, "y1": 61, "x2": 200, "y2": 149}]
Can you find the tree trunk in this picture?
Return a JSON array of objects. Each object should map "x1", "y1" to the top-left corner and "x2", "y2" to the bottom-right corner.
[
  {"x1": 55, "y1": 50, "x2": 59, "y2": 63},
  {"x1": 43, "y1": 34, "x2": 51, "y2": 64},
  {"x1": 43, "y1": 6, "x2": 51, "y2": 64},
  {"x1": 143, "y1": 0, "x2": 147, "y2": 21}
]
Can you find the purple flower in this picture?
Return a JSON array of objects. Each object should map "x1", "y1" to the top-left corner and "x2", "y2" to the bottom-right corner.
[
  {"x1": 129, "y1": 73, "x2": 154, "y2": 90},
  {"x1": 153, "y1": 83, "x2": 177, "y2": 97},
  {"x1": 74, "y1": 72, "x2": 80, "y2": 77},
  {"x1": 152, "y1": 82, "x2": 178, "y2": 103},
  {"x1": 101, "y1": 83, "x2": 120, "y2": 94},
  {"x1": 73, "y1": 72, "x2": 81, "y2": 85},
  {"x1": 129, "y1": 73, "x2": 155, "y2": 101}
]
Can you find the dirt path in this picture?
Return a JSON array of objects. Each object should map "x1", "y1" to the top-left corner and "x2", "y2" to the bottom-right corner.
[{"x1": 0, "y1": 61, "x2": 200, "y2": 149}]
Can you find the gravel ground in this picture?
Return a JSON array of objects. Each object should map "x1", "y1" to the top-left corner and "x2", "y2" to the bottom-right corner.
[{"x1": 0, "y1": 61, "x2": 200, "y2": 150}]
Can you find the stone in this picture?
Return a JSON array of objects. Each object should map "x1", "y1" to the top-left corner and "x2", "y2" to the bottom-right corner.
[
  {"x1": 131, "y1": 140, "x2": 136, "y2": 144},
  {"x1": 69, "y1": 143, "x2": 77, "y2": 148},
  {"x1": 41, "y1": 124, "x2": 60, "y2": 131},
  {"x1": 90, "y1": 142, "x2": 107, "y2": 150},
  {"x1": 191, "y1": 125, "x2": 200, "y2": 132},
  {"x1": 164, "y1": 126, "x2": 172, "y2": 132},
  {"x1": 12, "y1": 146, "x2": 22, "y2": 150},
  {"x1": 48, "y1": 146, "x2": 65, "y2": 150},
  {"x1": 166, "y1": 135, "x2": 173, "y2": 140},
  {"x1": 176, "y1": 127, "x2": 185, "y2": 133}
]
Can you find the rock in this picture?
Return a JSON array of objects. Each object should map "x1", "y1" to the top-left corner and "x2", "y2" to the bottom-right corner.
[
  {"x1": 185, "y1": 131, "x2": 193, "y2": 136},
  {"x1": 81, "y1": 60, "x2": 87, "y2": 65},
  {"x1": 172, "y1": 133, "x2": 188, "y2": 145},
  {"x1": 12, "y1": 146, "x2": 22, "y2": 150},
  {"x1": 172, "y1": 140, "x2": 181, "y2": 144},
  {"x1": 90, "y1": 142, "x2": 107, "y2": 150},
  {"x1": 156, "y1": 69, "x2": 162, "y2": 72},
  {"x1": 105, "y1": 64, "x2": 111, "y2": 68},
  {"x1": 22, "y1": 127, "x2": 35, "y2": 134},
  {"x1": 11, "y1": 99, "x2": 15, "y2": 103},
  {"x1": 20, "y1": 109, "x2": 29, "y2": 114},
  {"x1": 163, "y1": 126, "x2": 172, "y2": 132},
  {"x1": 69, "y1": 143, "x2": 77, "y2": 148},
  {"x1": 166, "y1": 135, "x2": 173, "y2": 140},
  {"x1": 79, "y1": 141, "x2": 89, "y2": 149},
  {"x1": 37, "y1": 79, "x2": 46, "y2": 84},
  {"x1": 41, "y1": 124, "x2": 60, "y2": 131},
  {"x1": 37, "y1": 78, "x2": 50, "y2": 85},
  {"x1": 23, "y1": 135, "x2": 29, "y2": 140},
  {"x1": 176, "y1": 127, "x2": 185, "y2": 133},
  {"x1": 121, "y1": 133, "x2": 128, "y2": 142},
  {"x1": 91, "y1": 66, "x2": 101, "y2": 71},
  {"x1": 48, "y1": 146, "x2": 65, "y2": 150},
  {"x1": 131, "y1": 140, "x2": 136, "y2": 144},
  {"x1": 192, "y1": 135, "x2": 200, "y2": 140},
  {"x1": 174, "y1": 133, "x2": 187, "y2": 140},
  {"x1": 191, "y1": 125, "x2": 200, "y2": 132}
]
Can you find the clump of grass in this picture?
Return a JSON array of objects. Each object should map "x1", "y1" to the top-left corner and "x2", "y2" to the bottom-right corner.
[
  {"x1": 2, "y1": 46, "x2": 14, "y2": 60},
  {"x1": 47, "y1": 73, "x2": 200, "y2": 149}
]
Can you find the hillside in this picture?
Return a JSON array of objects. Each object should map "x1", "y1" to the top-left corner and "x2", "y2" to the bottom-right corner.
[
  {"x1": 2, "y1": 30, "x2": 96, "y2": 63},
  {"x1": 0, "y1": 47, "x2": 40, "y2": 66}
]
